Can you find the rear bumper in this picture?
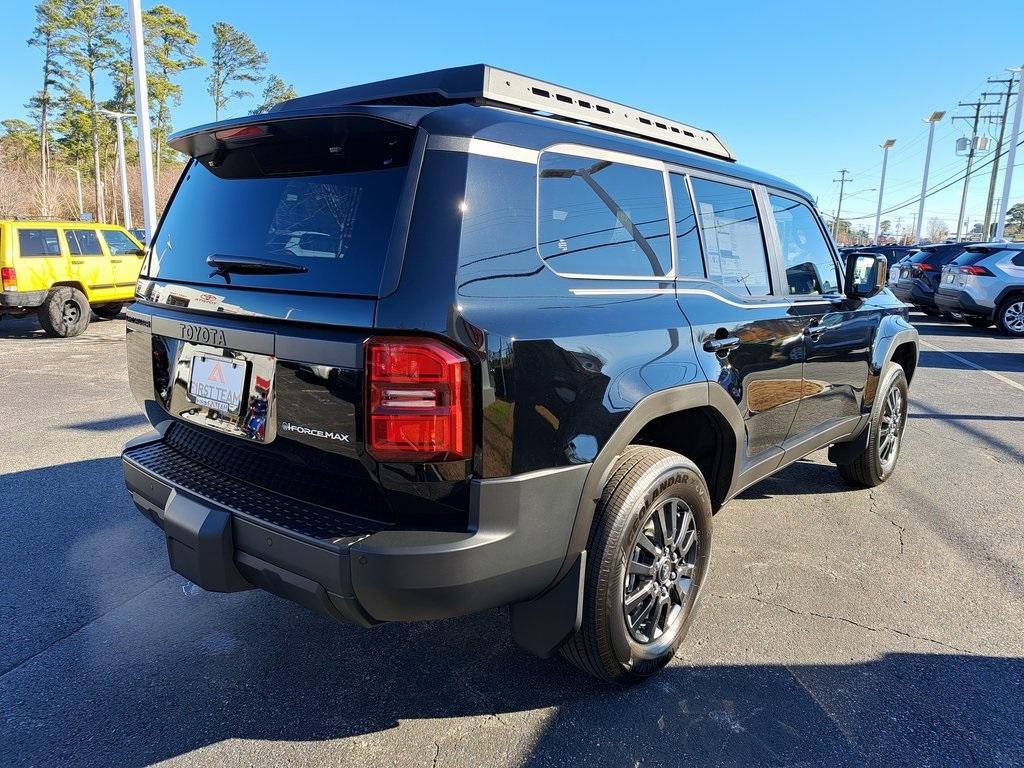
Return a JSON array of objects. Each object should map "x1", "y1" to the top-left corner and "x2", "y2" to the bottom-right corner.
[
  {"x1": 934, "y1": 288, "x2": 993, "y2": 318},
  {"x1": 122, "y1": 431, "x2": 588, "y2": 625},
  {"x1": 0, "y1": 290, "x2": 47, "y2": 309}
]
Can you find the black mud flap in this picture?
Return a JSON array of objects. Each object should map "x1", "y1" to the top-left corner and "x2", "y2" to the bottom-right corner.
[
  {"x1": 509, "y1": 551, "x2": 585, "y2": 658},
  {"x1": 162, "y1": 491, "x2": 253, "y2": 592}
]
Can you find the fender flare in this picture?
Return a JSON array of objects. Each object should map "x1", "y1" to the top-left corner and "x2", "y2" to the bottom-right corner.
[
  {"x1": 865, "y1": 319, "x2": 918, "y2": 412},
  {"x1": 549, "y1": 381, "x2": 744, "y2": 587}
]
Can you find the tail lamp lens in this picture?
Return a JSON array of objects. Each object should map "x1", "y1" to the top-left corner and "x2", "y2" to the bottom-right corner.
[
  {"x1": 1, "y1": 267, "x2": 15, "y2": 291},
  {"x1": 365, "y1": 337, "x2": 471, "y2": 462},
  {"x1": 960, "y1": 265, "x2": 993, "y2": 276}
]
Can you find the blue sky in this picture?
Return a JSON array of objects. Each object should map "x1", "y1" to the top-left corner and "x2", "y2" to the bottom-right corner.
[{"x1": 3, "y1": 0, "x2": 1024, "y2": 234}]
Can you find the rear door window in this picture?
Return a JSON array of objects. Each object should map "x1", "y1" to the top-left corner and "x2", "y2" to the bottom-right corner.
[
  {"x1": 147, "y1": 115, "x2": 413, "y2": 296},
  {"x1": 65, "y1": 229, "x2": 104, "y2": 256},
  {"x1": 669, "y1": 174, "x2": 705, "y2": 279},
  {"x1": 690, "y1": 177, "x2": 771, "y2": 296},
  {"x1": 768, "y1": 194, "x2": 840, "y2": 295},
  {"x1": 17, "y1": 228, "x2": 61, "y2": 257},
  {"x1": 538, "y1": 151, "x2": 672, "y2": 278}
]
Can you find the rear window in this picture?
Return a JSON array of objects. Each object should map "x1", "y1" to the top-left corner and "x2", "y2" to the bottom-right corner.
[
  {"x1": 952, "y1": 251, "x2": 991, "y2": 267},
  {"x1": 912, "y1": 246, "x2": 963, "y2": 265},
  {"x1": 147, "y1": 116, "x2": 413, "y2": 296},
  {"x1": 17, "y1": 228, "x2": 61, "y2": 257},
  {"x1": 65, "y1": 229, "x2": 103, "y2": 256}
]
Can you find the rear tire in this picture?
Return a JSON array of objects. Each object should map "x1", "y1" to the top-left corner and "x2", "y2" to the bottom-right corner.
[
  {"x1": 560, "y1": 446, "x2": 712, "y2": 683},
  {"x1": 965, "y1": 316, "x2": 993, "y2": 329},
  {"x1": 995, "y1": 296, "x2": 1024, "y2": 337},
  {"x1": 942, "y1": 310, "x2": 964, "y2": 321},
  {"x1": 37, "y1": 286, "x2": 90, "y2": 338},
  {"x1": 837, "y1": 365, "x2": 908, "y2": 487},
  {"x1": 92, "y1": 302, "x2": 124, "y2": 319}
]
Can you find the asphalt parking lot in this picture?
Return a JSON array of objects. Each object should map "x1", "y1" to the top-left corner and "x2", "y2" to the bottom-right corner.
[{"x1": 1, "y1": 311, "x2": 1022, "y2": 768}]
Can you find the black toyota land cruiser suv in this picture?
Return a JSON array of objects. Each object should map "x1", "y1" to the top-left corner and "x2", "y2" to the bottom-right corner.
[{"x1": 122, "y1": 66, "x2": 918, "y2": 683}]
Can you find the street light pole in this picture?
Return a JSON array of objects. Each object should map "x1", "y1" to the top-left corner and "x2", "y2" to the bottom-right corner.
[
  {"x1": 128, "y1": 0, "x2": 156, "y2": 241},
  {"x1": 995, "y1": 66, "x2": 1024, "y2": 241},
  {"x1": 915, "y1": 112, "x2": 944, "y2": 243},
  {"x1": 832, "y1": 169, "x2": 850, "y2": 240},
  {"x1": 99, "y1": 109, "x2": 133, "y2": 230},
  {"x1": 873, "y1": 139, "x2": 896, "y2": 245}
]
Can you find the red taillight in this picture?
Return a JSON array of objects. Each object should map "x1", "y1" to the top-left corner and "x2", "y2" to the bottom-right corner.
[
  {"x1": 915, "y1": 263, "x2": 934, "y2": 273},
  {"x1": 1, "y1": 266, "x2": 16, "y2": 291},
  {"x1": 960, "y1": 265, "x2": 993, "y2": 276},
  {"x1": 365, "y1": 337, "x2": 471, "y2": 462},
  {"x1": 214, "y1": 124, "x2": 270, "y2": 141}
]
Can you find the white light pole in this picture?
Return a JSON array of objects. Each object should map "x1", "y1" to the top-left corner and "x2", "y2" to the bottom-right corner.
[
  {"x1": 98, "y1": 109, "x2": 133, "y2": 230},
  {"x1": 128, "y1": 0, "x2": 156, "y2": 241},
  {"x1": 995, "y1": 66, "x2": 1023, "y2": 241},
  {"x1": 68, "y1": 168, "x2": 84, "y2": 219},
  {"x1": 915, "y1": 112, "x2": 944, "y2": 243},
  {"x1": 873, "y1": 139, "x2": 896, "y2": 245}
]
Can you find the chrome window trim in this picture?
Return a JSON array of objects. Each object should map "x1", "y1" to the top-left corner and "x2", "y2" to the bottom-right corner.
[
  {"x1": 427, "y1": 134, "x2": 539, "y2": 165},
  {"x1": 535, "y1": 144, "x2": 676, "y2": 281}
]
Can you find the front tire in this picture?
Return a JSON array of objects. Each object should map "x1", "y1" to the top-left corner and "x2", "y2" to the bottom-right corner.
[
  {"x1": 560, "y1": 446, "x2": 712, "y2": 683},
  {"x1": 995, "y1": 296, "x2": 1024, "y2": 337},
  {"x1": 37, "y1": 286, "x2": 91, "y2": 338},
  {"x1": 837, "y1": 365, "x2": 908, "y2": 487}
]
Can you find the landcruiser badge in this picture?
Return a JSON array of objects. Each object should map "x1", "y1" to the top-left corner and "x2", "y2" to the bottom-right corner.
[{"x1": 280, "y1": 421, "x2": 350, "y2": 443}]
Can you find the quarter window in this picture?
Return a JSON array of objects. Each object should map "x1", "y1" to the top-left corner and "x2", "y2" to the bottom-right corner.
[
  {"x1": 102, "y1": 230, "x2": 142, "y2": 255},
  {"x1": 769, "y1": 195, "x2": 840, "y2": 295},
  {"x1": 690, "y1": 178, "x2": 771, "y2": 296},
  {"x1": 538, "y1": 152, "x2": 671, "y2": 277},
  {"x1": 65, "y1": 229, "x2": 104, "y2": 256},
  {"x1": 669, "y1": 175, "x2": 705, "y2": 279},
  {"x1": 17, "y1": 228, "x2": 61, "y2": 257}
]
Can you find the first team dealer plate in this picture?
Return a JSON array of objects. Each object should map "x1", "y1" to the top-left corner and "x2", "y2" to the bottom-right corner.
[{"x1": 187, "y1": 353, "x2": 246, "y2": 414}]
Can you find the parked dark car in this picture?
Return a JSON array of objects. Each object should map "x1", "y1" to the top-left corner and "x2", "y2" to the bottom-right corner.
[
  {"x1": 120, "y1": 65, "x2": 919, "y2": 683},
  {"x1": 890, "y1": 243, "x2": 966, "y2": 315}
]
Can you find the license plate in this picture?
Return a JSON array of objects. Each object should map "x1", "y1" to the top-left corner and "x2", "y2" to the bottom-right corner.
[
  {"x1": 944, "y1": 272, "x2": 955, "y2": 283},
  {"x1": 188, "y1": 354, "x2": 246, "y2": 414}
]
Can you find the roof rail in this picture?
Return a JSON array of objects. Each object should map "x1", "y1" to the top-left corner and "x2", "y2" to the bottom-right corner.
[{"x1": 274, "y1": 64, "x2": 735, "y2": 162}]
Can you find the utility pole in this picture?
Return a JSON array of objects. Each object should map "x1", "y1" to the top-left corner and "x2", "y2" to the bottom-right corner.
[
  {"x1": 874, "y1": 139, "x2": 896, "y2": 245},
  {"x1": 832, "y1": 169, "x2": 851, "y2": 240},
  {"x1": 952, "y1": 98, "x2": 1000, "y2": 241},
  {"x1": 981, "y1": 78, "x2": 1015, "y2": 237},
  {"x1": 995, "y1": 66, "x2": 1024, "y2": 241},
  {"x1": 916, "y1": 111, "x2": 945, "y2": 243}
]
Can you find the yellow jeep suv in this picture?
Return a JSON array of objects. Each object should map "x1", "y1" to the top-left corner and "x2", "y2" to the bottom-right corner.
[{"x1": 0, "y1": 220, "x2": 145, "y2": 337}]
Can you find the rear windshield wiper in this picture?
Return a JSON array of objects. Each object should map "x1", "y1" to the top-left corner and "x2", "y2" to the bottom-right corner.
[{"x1": 207, "y1": 254, "x2": 308, "y2": 284}]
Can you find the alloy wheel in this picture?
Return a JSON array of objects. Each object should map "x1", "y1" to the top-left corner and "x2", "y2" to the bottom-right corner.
[
  {"x1": 878, "y1": 386, "x2": 904, "y2": 473},
  {"x1": 623, "y1": 497, "x2": 697, "y2": 644},
  {"x1": 1003, "y1": 301, "x2": 1024, "y2": 334}
]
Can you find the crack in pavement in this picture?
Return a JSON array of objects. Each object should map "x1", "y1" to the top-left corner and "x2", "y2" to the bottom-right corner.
[{"x1": 710, "y1": 592, "x2": 974, "y2": 655}]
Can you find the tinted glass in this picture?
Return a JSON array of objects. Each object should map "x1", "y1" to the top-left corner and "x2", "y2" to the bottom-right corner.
[
  {"x1": 951, "y1": 251, "x2": 990, "y2": 266},
  {"x1": 913, "y1": 245, "x2": 964, "y2": 265},
  {"x1": 690, "y1": 178, "x2": 771, "y2": 296},
  {"x1": 538, "y1": 152, "x2": 671, "y2": 277},
  {"x1": 65, "y1": 229, "x2": 103, "y2": 256},
  {"x1": 770, "y1": 195, "x2": 839, "y2": 295},
  {"x1": 147, "y1": 115, "x2": 412, "y2": 296},
  {"x1": 669, "y1": 174, "x2": 704, "y2": 278},
  {"x1": 102, "y1": 230, "x2": 142, "y2": 255},
  {"x1": 1013, "y1": 252, "x2": 1024, "y2": 267},
  {"x1": 17, "y1": 228, "x2": 61, "y2": 257}
]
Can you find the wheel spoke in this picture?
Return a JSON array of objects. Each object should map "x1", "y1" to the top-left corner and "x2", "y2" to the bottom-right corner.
[
  {"x1": 672, "y1": 577, "x2": 690, "y2": 602},
  {"x1": 676, "y1": 529, "x2": 696, "y2": 558},
  {"x1": 628, "y1": 559, "x2": 656, "y2": 577},
  {"x1": 656, "y1": 505, "x2": 670, "y2": 547},
  {"x1": 673, "y1": 510, "x2": 693, "y2": 549},
  {"x1": 629, "y1": 593, "x2": 656, "y2": 627},
  {"x1": 624, "y1": 581, "x2": 655, "y2": 608},
  {"x1": 637, "y1": 533, "x2": 660, "y2": 557}
]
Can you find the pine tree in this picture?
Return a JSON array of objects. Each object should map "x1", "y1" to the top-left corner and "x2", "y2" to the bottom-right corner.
[
  {"x1": 61, "y1": 0, "x2": 126, "y2": 222},
  {"x1": 207, "y1": 22, "x2": 267, "y2": 120},
  {"x1": 27, "y1": 0, "x2": 71, "y2": 216},
  {"x1": 144, "y1": 4, "x2": 203, "y2": 178},
  {"x1": 251, "y1": 74, "x2": 297, "y2": 114}
]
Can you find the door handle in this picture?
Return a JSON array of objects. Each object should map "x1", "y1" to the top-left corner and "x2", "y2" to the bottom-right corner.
[
  {"x1": 110, "y1": 259, "x2": 122, "y2": 263},
  {"x1": 804, "y1": 318, "x2": 824, "y2": 340},
  {"x1": 70, "y1": 259, "x2": 84, "y2": 265},
  {"x1": 703, "y1": 336, "x2": 740, "y2": 354}
]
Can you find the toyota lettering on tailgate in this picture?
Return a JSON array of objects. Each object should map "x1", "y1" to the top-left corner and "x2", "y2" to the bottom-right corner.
[{"x1": 179, "y1": 322, "x2": 227, "y2": 347}]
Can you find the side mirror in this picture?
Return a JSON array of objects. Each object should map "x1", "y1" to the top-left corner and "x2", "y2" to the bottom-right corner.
[{"x1": 845, "y1": 253, "x2": 887, "y2": 299}]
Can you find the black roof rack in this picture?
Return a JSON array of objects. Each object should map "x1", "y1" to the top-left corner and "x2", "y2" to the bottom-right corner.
[{"x1": 274, "y1": 64, "x2": 735, "y2": 162}]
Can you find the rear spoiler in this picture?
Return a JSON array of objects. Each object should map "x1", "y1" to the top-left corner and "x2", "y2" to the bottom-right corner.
[{"x1": 167, "y1": 105, "x2": 433, "y2": 159}]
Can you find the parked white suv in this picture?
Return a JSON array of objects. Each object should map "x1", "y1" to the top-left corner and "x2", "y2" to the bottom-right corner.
[{"x1": 934, "y1": 243, "x2": 1024, "y2": 335}]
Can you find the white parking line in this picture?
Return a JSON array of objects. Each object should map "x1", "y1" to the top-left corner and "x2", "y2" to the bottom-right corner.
[{"x1": 920, "y1": 339, "x2": 1024, "y2": 394}]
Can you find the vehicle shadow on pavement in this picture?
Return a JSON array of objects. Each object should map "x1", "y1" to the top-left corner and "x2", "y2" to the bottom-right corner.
[
  {"x1": 3, "y1": 458, "x2": 1022, "y2": 767},
  {"x1": 737, "y1": 459, "x2": 857, "y2": 500},
  {"x1": 919, "y1": 350, "x2": 1024, "y2": 375}
]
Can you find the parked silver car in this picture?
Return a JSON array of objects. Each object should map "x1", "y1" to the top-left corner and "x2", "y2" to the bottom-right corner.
[{"x1": 934, "y1": 242, "x2": 1024, "y2": 335}]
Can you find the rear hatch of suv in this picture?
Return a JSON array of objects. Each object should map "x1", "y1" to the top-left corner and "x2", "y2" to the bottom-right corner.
[{"x1": 127, "y1": 110, "x2": 461, "y2": 536}]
